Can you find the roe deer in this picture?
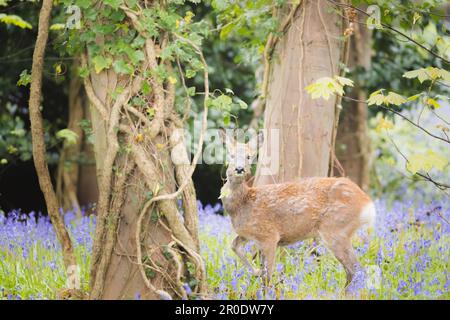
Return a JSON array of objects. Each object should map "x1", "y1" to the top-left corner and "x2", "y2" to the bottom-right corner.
[{"x1": 219, "y1": 130, "x2": 376, "y2": 287}]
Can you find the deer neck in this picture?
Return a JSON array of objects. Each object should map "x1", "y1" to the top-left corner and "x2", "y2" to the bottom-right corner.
[{"x1": 221, "y1": 179, "x2": 250, "y2": 216}]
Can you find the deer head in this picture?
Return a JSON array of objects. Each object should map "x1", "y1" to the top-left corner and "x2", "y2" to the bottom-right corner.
[{"x1": 219, "y1": 129, "x2": 263, "y2": 185}]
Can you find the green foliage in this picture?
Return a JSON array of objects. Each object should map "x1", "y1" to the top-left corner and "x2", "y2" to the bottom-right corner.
[
  {"x1": 0, "y1": 13, "x2": 32, "y2": 29},
  {"x1": 367, "y1": 90, "x2": 407, "y2": 106},
  {"x1": 0, "y1": 105, "x2": 32, "y2": 164},
  {"x1": 16, "y1": 69, "x2": 31, "y2": 87},
  {"x1": 49, "y1": 23, "x2": 65, "y2": 31},
  {"x1": 305, "y1": 76, "x2": 354, "y2": 100},
  {"x1": 211, "y1": 0, "x2": 283, "y2": 64},
  {"x1": 91, "y1": 55, "x2": 113, "y2": 74},
  {"x1": 403, "y1": 66, "x2": 450, "y2": 84},
  {"x1": 56, "y1": 129, "x2": 79, "y2": 146},
  {"x1": 406, "y1": 150, "x2": 447, "y2": 175},
  {"x1": 369, "y1": 108, "x2": 449, "y2": 200}
]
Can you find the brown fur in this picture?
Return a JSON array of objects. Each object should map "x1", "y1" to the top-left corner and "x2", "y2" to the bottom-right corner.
[{"x1": 220, "y1": 133, "x2": 375, "y2": 287}]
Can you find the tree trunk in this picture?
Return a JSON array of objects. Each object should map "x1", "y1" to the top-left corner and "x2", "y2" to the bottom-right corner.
[
  {"x1": 335, "y1": 10, "x2": 372, "y2": 191},
  {"x1": 83, "y1": 8, "x2": 205, "y2": 299},
  {"x1": 56, "y1": 63, "x2": 98, "y2": 214},
  {"x1": 28, "y1": 0, "x2": 79, "y2": 288},
  {"x1": 77, "y1": 123, "x2": 98, "y2": 207},
  {"x1": 255, "y1": 0, "x2": 343, "y2": 185}
]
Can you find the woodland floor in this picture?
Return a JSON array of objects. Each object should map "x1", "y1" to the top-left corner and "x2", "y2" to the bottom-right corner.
[{"x1": 0, "y1": 194, "x2": 449, "y2": 300}]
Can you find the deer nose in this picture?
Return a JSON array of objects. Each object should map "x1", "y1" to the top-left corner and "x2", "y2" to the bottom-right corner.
[{"x1": 235, "y1": 167, "x2": 245, "y2": 174}]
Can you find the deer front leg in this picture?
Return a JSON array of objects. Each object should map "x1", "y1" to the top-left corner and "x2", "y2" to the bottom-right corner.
[
  {"x1": 232, "y1": 236, "x2": 262, "y2": 276},
  {"x1": 258, "y1": 239, "x2": 278, "y2": 285}
]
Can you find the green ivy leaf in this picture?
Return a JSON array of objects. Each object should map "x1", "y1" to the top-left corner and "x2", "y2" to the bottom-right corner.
[
  {"x1": 78, "y1": 66, "x2": 89, "y2": 79},
  {"x1": 187, "y1": 86, "x2": 196, "y2": 96},
  {"x1": 142, "y1": 81, "x2": 151, "y2": 95},
  {"x1": 209, "y1": 94, "x2": 233, "y2": 110},
  {"x1": 113, "y1": 60, "x2": 134, "y2": 75},
  {"x1": 104, "y1": 0, "x2": 124, "y2": 10},
  {"x1": 17, "y1": 70, "x2": 31, "y2": 87},
  {"x1": 92, "y1": 55, "x2": 113, "y2": 74}
]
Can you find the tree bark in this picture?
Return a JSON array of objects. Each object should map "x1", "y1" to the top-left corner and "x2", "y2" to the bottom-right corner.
[
  {"x1": 84, "y1": 13, "x2": 205, "y2": 299},
  {"x1": 56, "y1": 63, "x2": 98, "y2": 213},
  {"x1": 28, "y1": 0, "x2": 78, "y2": 280},
  {"x1": 335, "y1": 11, "x2": 372, "y2": 191},
  {"x1": 255, "y1": 0, "x2": 343, "y2": 185}
]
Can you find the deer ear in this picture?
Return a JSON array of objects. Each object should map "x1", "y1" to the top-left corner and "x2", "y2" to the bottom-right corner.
[{"x1": 257, "y1": 130, "x2": 264, "y2": 147}]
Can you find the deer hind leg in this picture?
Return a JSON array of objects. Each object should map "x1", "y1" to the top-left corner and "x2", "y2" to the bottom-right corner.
[
  {"x1": 319, "y1": 232, "x2": 359, "y2": 288},
  {"x1": 232, "y1": 236, "x2": 262, "y2": 276}
]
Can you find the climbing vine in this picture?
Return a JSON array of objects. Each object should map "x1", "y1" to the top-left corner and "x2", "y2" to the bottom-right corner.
[{"x1": 55, "y1": 0, "x2": 221, "y2": 299}]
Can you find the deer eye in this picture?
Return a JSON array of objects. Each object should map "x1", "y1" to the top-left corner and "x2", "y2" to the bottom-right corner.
[{"x1": 247, "y1": 155, "x2": 251, "y2": 160}]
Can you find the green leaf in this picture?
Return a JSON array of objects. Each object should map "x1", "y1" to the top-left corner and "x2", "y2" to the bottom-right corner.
[
  {"x1": 56, "y1": 129, "x2": 79, "y2": 146},
  {"x1": 223, "y1": 112, "x2": 231, "y2": 126},
  {"x1": 367, "y1": 90, "x2": 406, "y2": 106},
  {"x1": 403, "y1": 67, "x2": 448, "y2": 83},
  {"x1": 235, "y1": 97, "x2": 248, "y2": 109},
  {"x1": 218, "y1": 184, "x2": 231, "y2": 199},
  {"x1": 104, "y1": 0, "x2": 124, "y2": 10},
  {"x1": 92, "y1": 55, "x2": 113, "y2": 74},
  {"x1": 113, "y1": 60, "x2": 134, "y2": 75},
  {"x1": 50, "y1": 23, "x2": 65, "y2": 31},
  {"x1": 17, "y1": 70, "x2": 31, "y2": 87},
  {"x1": 78, "y1": 67, "x2": 89, "y2": 79},
  {"x1": 426, "y1": 98, "x2": 440, "y2": 109},
  {"x1": 209, "y1": 94, "x2": 233, "y2": 110},
  {"x1": 407, "y1": 94, "x2": 421, "y2": 102},
  {"x1": 126, "y1": 49, "x2": 145, "y2": 65},
  {"x1": 407, "y1": 150, "x2": 448, "y2": 174},
  {"x1": 375, "y1": 117, "x2": 394, "y2": 132},
  {"x1": 385, "y1": 92, "x2": 407, "y2": 106},
  {"x1": 335, "y1": 76, "x2": 354, "y2": 87},
  {"x1": 367, "y1": 90, "x2": 385, "y2": 106},
  {"x1": 142, "y1": 81, "x2": 151, "y2": 95},
  {"x1": 0, "y1": 14, "x2": 32, "y2": 29},
  {"x1": 305, "y1": 76, "x2": 353, "y2": 100},
  {"x1": 187, "y1": 86, "x2": 196, "y2": 96}
]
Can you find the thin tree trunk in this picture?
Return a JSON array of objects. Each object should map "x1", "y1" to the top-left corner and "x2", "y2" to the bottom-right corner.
[
  {"x1": 28, "y1": 0, "x2": 78, "y2": 281},
  {"x1": 255, "y1": 0, "x2": 343, "y2": 185},
  {"x1": 56, "y1": 63, "x2": 98, "y2": 213},
  {"x1": 336, "y1": 10, "x2": 372, "y2": 191}
]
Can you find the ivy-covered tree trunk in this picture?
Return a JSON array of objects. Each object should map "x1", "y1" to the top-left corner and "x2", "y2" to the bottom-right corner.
[
  {"x1": 335, "y1": 9, "x2": 372, "y2": 191},
  {"x1": 78, "y1": 3, "x2": 206, "y2": 300},
  {"x1": 56, "y1": 63, "x2": 98, "y2": 213},
  {"x1": 255, "y1": 0, "x2": 344, "y2": 185}
]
